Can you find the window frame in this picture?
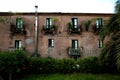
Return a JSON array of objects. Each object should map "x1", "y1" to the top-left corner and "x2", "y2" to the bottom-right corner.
[
  {"x1": 48, "y1": 39, "x2": 54, "y2": 48},
  {"x1": 15, "y1": 40, "x2": 22, "y2": 49},
  {"x1": 72, "y1": 40, "x2": 78, "y2": 49},
  {"x1": 16, "y1": 18, "x2": 23, "y2": 29},
  {"x1": 46, "y1": 18, "x2": 52, "y2": 29},
  {"x1": 72, "y1": 18, "x2": 78, "y2": 29},
  {"x1": 96, "y1": 18, "x2": 102, "y2": 29}
]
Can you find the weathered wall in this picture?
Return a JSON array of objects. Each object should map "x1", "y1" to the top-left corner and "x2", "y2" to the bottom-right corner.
[{"x1": 0, "y1": 13, "x2": 113, "y2": 58}]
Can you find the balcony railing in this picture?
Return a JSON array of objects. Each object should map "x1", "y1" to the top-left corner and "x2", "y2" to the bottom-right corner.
[
  {"x1": 10, "y1": 24, "x2": 26, "y2": 35},
  {"x1": 68, "y1": 26, "x2": 81, "y2": 34},
  {"x1": 43, "y1": 25, "x2": 57, "y2": 34},
  {"x1": 8, "y1": 47, "x2": 25, "y2": 52},
  {"x1": 68, "y1": 47, "x2": 81, "y2": 56}
]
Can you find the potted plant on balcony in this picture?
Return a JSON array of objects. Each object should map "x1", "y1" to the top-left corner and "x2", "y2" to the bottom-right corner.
[
  {"x1": 67, "y1": 22, "x2": 72, "y2": 31},
  {"x1": 84, "y1": 20, "x2": 91, "y2": 31}
]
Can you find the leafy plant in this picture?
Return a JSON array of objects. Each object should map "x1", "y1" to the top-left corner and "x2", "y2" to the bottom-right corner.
[
  {"x1": 67, "y1": 22, "x2": 72, "y2": 29},
  {"x1": 0, "y1": 50, "x2": 29, "y2": 80},
  {"x1": 84, "y1": 20, "x2": 91, "y2": 31}
]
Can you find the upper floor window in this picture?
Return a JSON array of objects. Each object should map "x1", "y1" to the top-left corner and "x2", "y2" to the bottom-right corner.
[
  {"x1": 48, "y1": 39, "x2": 54, "y2": 48},
  {"x1": 16, "y1": 18, "x2": 23, "y2": 29},
  {"x1": 72, "y1": 40, "x2": 78, "y2": 49},
  {"x1": 96, "y1": 18, "x2": 102, "y2": 29},
  {"x1": 46, "y1": 18, "x2": 52, "y2": 29},
  {"x1": 15, "y1": 40, "x2": 22, "y2": 49},
  {"x1": 72, "y1": 18, "x2": 78, "y2": 29}
]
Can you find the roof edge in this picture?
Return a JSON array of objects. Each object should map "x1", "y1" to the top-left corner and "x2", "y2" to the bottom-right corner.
[{"x1": 0, "y1": 12, "x2": 115, "y2": 16}]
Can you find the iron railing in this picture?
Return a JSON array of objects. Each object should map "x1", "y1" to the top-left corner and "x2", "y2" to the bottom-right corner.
[
  {"x1": 68, "y1": 47, "x2": 81, "y2": 56},
  {"x1": 43, "y1": 25, "x2": 57, "y2": 34}
]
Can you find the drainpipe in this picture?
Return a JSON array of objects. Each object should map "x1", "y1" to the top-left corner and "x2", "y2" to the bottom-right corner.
[{"x1": 34, "y1": 5, "x2": 39, "y2": 57}]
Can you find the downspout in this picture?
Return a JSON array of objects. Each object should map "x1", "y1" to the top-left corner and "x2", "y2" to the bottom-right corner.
[{"x1": 34, "y1": 5, "x2": 39, "y2": 57}]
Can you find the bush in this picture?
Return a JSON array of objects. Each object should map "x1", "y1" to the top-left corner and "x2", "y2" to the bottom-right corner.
[
  {"x1": 28, "y1": 57, "x2": 103, "y2": 74},
  {"x1": 29, "y1": 58, "x2": 75, "y2": 74},
  {"x1": 0, "y1": 50, "x2": 29, "y2": 80},
  {"x1": 29, "y1": 58, "x2": 55, "y2": 74},
  {"x1": 75, "y1": 57, "x2": 101, "y2": 73}
]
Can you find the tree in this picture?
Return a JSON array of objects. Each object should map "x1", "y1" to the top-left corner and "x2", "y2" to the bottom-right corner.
[
  {"x1": 115, "y1": 0, "x2": 120, "y2": 13},
  {"x1": 100, "y1": 0, "x2": 120, "y2": 72},
  {"x1": 0, "y1": 50, "x2": 29, "y2": 80}
]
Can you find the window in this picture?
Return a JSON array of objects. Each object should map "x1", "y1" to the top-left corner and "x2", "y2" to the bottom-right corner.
[
  {"x1": 98, "y1": 39, "x2": 103, "y2": 48},
  {"x1": 46, "y1": 18, "x2": 52, "y2": 29},
  {"x1": 72, "y1": 18, "x2": 78, "y2": 29},
  {"x1": 72, "y1": 40, "x2": 78, "y2": 49},
  {"x1": 96, "y1": 18, "x2": 102, "y2": 29},
  {"x1": 48, "y1": 39, "x2": 54, "y2": 48},
  {"x1": 16, "y1": 18, "x2": 23, "y2": 29},
  {"x1": 15, "y1": 40, "x2": 22, "y2": 49}
]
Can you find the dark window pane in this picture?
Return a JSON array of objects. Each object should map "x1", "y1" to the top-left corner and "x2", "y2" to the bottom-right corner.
[
  {"x1": 72, "y1": 18, "x2": 78, "y2": 29},
  {"x1": 72, "y1": 40, "x2": 78, "y2": 49}
]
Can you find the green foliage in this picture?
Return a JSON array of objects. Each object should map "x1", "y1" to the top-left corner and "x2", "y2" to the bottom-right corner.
[
  {"x1": 115, "y1": 0, "x2": 120, "y2": 13},
  {"x1": 0, "y1": 50, "x2": 29, "y2": 80},
  {"x1": 28, "y1": 57, "x2": 102, "y2": 74},
  {"x1": 75, "y1": 57, "x2": 101, "y2": 73},
  {"x1": 19, "y1": 73, "x2": 120, "y2": 80},
  {"x1": 100, "y1": 32, "x2": 120, "y2": 72},
  {"x1": 67, "y1": 22, "x2": 72, "y2": 29},
  {"x1": 100, "y1": 14, "x2": 120, "y2": 39},
  {"x1": 84, "y1": 20, "x2": 91, "y2": 31},
  {"x1": 99, "y1": 0, "x2": 120, "y2": 72},
  {"x1": 0, "y1": 16, "x2": 5, "y2": 23},
  {"x1": 29, "y1": 58, "x2": 75, "y2": 74}
]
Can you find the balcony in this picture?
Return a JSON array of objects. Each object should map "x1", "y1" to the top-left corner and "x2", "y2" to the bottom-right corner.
[
  {"x1": 43, "y1": 25, "x2": 57, "y2": 34},
  {"x1": 68, "y1": 47, "x2": 81, "y2": 57},
  {"x1": 68, "y1": 27, "x2": 81, "y2": 34},
  {"x1": 10, "y1": 24, "x2": 26, "y2": 35},
  {"x1": 67, "y1": 23, "x2": 81, "y2": 34}
]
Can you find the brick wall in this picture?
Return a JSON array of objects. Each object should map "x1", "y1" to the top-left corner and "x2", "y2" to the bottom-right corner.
[{"x1": 0, "y1": 12, "x2": 113, "y2": 58}]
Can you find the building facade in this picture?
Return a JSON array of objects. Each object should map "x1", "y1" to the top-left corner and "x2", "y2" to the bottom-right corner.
[{"x1": 0, "y1": 12, "x2": 113, "y2": 59}]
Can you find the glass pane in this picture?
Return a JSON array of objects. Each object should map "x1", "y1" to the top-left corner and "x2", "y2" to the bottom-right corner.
[
  {"x1": 15, "y1": 40, "x2": 22, "y2": 49},
  {"x1": 72, "y1": 40, "x2": 78, "y2": 49},
  {"x1": 72, "y1": 18, "x2": 78, "y2": 28},
  {"x1": 19, "y1": 41, "x2": 22, "y2": 48},
  {"x1": 51, "y1": 39, "x2": 54, "y2": 47},
  {"x1": 46, "y1": 18, "x2": 52, "y2": 28},
  {"x1": 46, "y1": 18, "x2": 49, "y2": 28},
  {"x1": 74, "y1": 19, "x2": 77, "y2": 25},
  {"x1": 16, "y1": 18, "x2": 23, "y2": 29},
  {"x1": 15, "y1": 41, "x2": 19, "y2": 48},
  {"x1": 96, "y1": 20, "x2": 99, "y2": 28},
  {"x1": 75, "y1": 40, "x2": 78, "y2": 49},
  {"x1": 50, "y1": 18, "x2": 52, "y2": 26}
]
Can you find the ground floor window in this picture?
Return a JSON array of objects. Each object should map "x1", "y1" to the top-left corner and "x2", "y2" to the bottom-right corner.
[
  {"x1": 48, "y1": 39, "x2": 54, "y2": 48},
  {"x1": 72, "y1": 40, "x2": 78, "y2": 49},
  {"x1": 15, "y1": 40, "x2": 22, "y2": 49}
]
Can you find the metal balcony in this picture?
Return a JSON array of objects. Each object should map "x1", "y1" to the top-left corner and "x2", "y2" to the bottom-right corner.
[
  {"x1": 68, "y1": 26, "x2": 81, "y2": 34},
  {"x1": 10, "y1": 24, "x2": 26, "y2": 35},
  {"x1": 68, "y1": 47, "x2": 81, "y2": 56},
  {"x1": 43, "y1": 25, "x2": 57, "y2": 34}
]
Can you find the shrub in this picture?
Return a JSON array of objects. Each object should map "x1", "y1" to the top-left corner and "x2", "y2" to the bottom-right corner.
[
  {"x1": 28, "y1": 58, "x2": 75, "y2": 74},
  {"x1": 28, "y1": 57, "x2": 102, "y2": 74},
  {"x1": 75, "y1": 57, "x2": 101, "y2": 73},
  {"x1": 0, "y1": 50, "x2": 29, "y2": 80}
]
